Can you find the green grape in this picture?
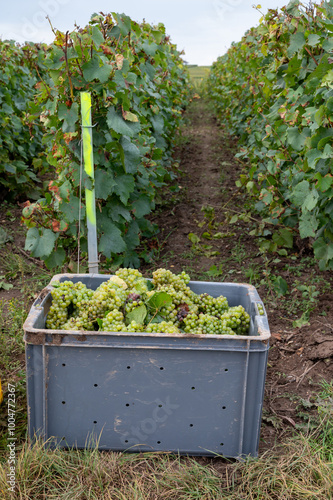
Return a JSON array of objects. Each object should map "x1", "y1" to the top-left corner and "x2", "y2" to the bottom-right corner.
[
  {"x1": 61, "y1": 317, "x2": 94, "y2": 331},
  {"x1": 145, "y1": 321, "x2": 180, "y2": 334},
  {"x1": 124, "y1": 293, "x2": 144, "y2": 314},
  {"x1": 183, "y1": 312, "x2": 237, "y2": 335},
  {"x1": 101, "y1": 310, "x2": 126, "y2": 332},
  {"x1": 125, "y1": 320, "x2": 144, "y2": 333},
  {"x1": 115, "y1": 268, "x2": 144, "y2": 288},
  {"x1": 198, "y1": 293, "x2": 228, "y2": 316},
  {"x1": 152, "y1": 268, "x2": 190, "y2": 293},
  {"x1": 46, "y1": 280, "x2": 91, "y2": 329},
  {"x1": 220, "y1": 306, "x2": 251, "y2": 335},
  {"x1": 87, "y1": 280, "x2": 127, "y2": 319}
]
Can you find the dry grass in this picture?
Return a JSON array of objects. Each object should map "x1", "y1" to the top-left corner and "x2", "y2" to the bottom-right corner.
[
  {"x1": 1, "y1": 424, "x2": 332, "y2": 500},
  {"x1": 229, "y1": 433, "x2": 333, "y2": 500}
]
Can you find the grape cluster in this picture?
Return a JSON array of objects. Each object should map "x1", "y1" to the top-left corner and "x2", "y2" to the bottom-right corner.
[
  {"x1": 198, "y1": 293, "x2": 228, "y2": 316},
  {"x1": 125, "y1": 320, "x2": 144, "y2": 333},
  {"x1": 220, "y1": 306, "x2": 251, "y2": 335},
  {"x1": 61, "y1": 316, "x2": 94, "y2": 332},
  {"x1": 46, "y1": 268, "x2": 252, "y2": 336},
  {"x1": 115, "y1": 268, "x2": 144, "y2": 288},
  {"x1": 152, "y1": 268, "x2": 190, "y2": 290},
  {"x1": 176, "y1": 303, "x2": 190, "y2": 322},
  {"x1": 87, "y1": 281, "x2": 127, "y2": 319},
  {"x1": 46, "y1": 280, "x2": 93, "y2": 329},
  {"x1": 101, "y1": 310, "x2": 126, "y2": 332},
  {"x1": 183, "y1": 313, "x2": 235, "y2": 335},
  {"x1": 151, "y1": 269, "x2": 198, "y2": 324},
  {"x1": 145, "y1": 321, "x2": 180, "y2": 334},
  {"x1": 124, "y1": 293, "x2": 143, "y2": 314}
]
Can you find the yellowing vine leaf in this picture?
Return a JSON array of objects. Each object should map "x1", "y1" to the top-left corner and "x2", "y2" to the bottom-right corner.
[
  {"x1": 123, "y1": 110, "x2": 139, "y2": 122},
  {"x1": 115, "y1": 54, "x2": 124, "y2": 70}
]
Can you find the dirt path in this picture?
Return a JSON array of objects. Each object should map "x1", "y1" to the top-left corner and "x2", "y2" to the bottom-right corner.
[
  {"x1": 143, "y1": 98, "x2": 333, "y2": 452},
  {"x1": 146, "y1": 100, "x2": 244, "y2": 273}
]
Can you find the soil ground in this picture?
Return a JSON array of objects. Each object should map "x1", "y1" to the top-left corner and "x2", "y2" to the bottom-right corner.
[{"x1": 0, "y1": 98, "x2": 332, "y2": 456}]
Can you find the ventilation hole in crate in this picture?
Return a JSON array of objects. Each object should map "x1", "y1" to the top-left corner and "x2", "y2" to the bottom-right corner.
[
  {"x1": 127, "y1": 366, "x2": 131, "y2": 369},
  {"x1": 125, "y1": 439, "x2": 128, "y2": 443},
  {"x1": 62, "y1": 401, "x2": 66, "y2": 405},
  {"x1": 222, "y1": 406, "x2": 226, "y2": 410},
  {"x1": 160, "y1": 367, "x2": 164, "y2": 370},
  {"x1": 224, "y1": 368, "x2": 228, "y2": 372},
  {"x1": 189, "y1": 424, "x2": 194, "y2": 427},
  {"x1": 62, "y1": 363, "x2": 66, "y2": 367},
  {"x1": 94, "y1": 384, "x2": 98, "y2": 387},
  {"x1": 158, "y1": 404, "x2": 162, "y2": 408},
  {"x1": 220, "y1": 443, "x2": 224, "y2": 446},
  {"x1": 191, "y1": 387, "x2": 195, "y2": 390},
  {"x1": 93, "y1": 421, "x2": 97, "y2": 424},
  {"x1": 157, "y1": 441, "x2": 161, "y2": 444}
]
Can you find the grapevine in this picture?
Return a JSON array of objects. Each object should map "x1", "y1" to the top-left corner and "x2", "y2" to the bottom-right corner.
[
  {"x1": 46, "y1": 268, "x2": 253, "y2": 336},
  {"x1": 207, "y1": 2, "x2": 333, "y2": 270}
]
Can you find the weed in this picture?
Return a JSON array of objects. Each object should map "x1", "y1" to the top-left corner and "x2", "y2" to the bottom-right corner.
[
  {"x1": 0, "y1": 276, "x2": 13, "y2": 291},
  {"x1": 230, "y1": 241, "x2": 247, "y2": 265},
  {"x1": 243, "y1": 265, "x2": 260, "y2": 285},
  {"x1": 204, "y1": 264, "x2": 225, "y2": 280},
  {"x1": 0, "y1": 298, "x2": 28, "y2": 449}
]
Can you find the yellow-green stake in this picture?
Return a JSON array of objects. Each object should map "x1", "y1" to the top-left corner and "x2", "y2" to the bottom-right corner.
[{"x1": 80, "y1": 92, "x2": 99, "y2": 274}]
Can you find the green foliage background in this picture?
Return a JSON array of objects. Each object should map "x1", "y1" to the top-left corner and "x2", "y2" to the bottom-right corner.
[
  {"x1": 19, "y1": 12, "x2": 189, "y2": 269},
  {"x1": 208, "y1": 0, "x2": 333, "y2": 270},
  {"x1": 0, "y1": 41, "x2": 45, "y2": 200}
]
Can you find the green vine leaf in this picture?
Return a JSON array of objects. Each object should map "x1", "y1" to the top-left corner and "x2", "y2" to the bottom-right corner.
[
  {"x1": 125, "y1": 304, "x2": 147, "y2": 326},
  {"x1": 106, "y1": 107, "x2": 141, "y2": 136},
  {"x1": 82, "y1": 56, "x2": 113, "y2": 83},
  {"x1": 147, "y1": 291, "x2": 173, "y2": 311}
]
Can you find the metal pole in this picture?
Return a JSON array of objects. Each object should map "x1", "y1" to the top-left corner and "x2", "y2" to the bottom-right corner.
[{"x1": 80, "y1": 92, "x2": 99, "y2": 274}]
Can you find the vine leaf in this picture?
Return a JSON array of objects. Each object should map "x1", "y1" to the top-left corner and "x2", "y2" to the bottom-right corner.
[
  {"x1": 58, "y1": 103, "x2": 79, "y2": 132},
  {"x1": 98, "y1": 222, "x2": 127, "y2": 257},
  {"x1": 106, "y1": 107, "x2": 141, "y2": 136},
  {"x1": 287, "y1": 32, "x2": 306, "y2": 57},
  {"x1": 125, "y1": 304, "x2": 147, "y2": 326},
  {"x1": 82, "y1": 56, "x2": 112, "y2": 83},
  {"x1": 147, "y1": 292, "x2": 172, "y2": 311},
  {"x1": 95, "y1": 169, "x2": 116, "y2": 200},
  {"x1": 299, "y1": 212, "x2": 318, "y2": 238},
  {"x1": 32, "y1": 229, "x2": 57, "y2": 258},
  {"x1": 25, "y1": 227, "x2": 40, "y2": 253},
  {"x1": 91, "y1": 26, "x2": 104, "y2": 49},
  {"x1": 113, "y1": 174, "x2": 135, "y2": 205}
]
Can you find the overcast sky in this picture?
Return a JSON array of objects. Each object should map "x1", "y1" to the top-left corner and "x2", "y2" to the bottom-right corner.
[{"x1": 1, "y1": 1, "x2": 289, "y2": 65}]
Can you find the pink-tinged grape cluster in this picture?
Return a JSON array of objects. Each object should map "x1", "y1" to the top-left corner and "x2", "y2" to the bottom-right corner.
[{"x1": 124, "y1": 293, "x2": 144, "y2": 314}]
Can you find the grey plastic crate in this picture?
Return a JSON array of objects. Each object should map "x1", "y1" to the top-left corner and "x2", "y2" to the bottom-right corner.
[{"x1": 23, "y1": 274, "x2": 270, "y2": 459}]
